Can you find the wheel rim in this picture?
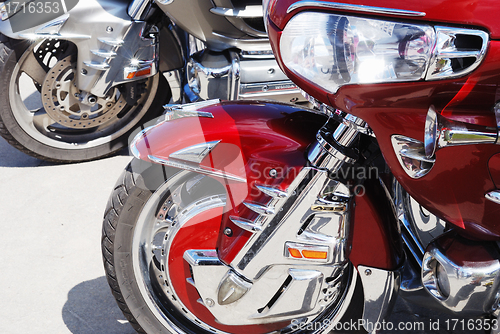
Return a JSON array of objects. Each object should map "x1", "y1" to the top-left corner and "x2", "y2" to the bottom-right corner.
[
  {"x1": 396, "y1": 182, "x2": 446, "y2": 249},
  {"x1": 9, "y1": 40, "x2": 159, "y2": 150},
  {"x1": 132, "y1": 171, "x2": 355, "y2": 334}
]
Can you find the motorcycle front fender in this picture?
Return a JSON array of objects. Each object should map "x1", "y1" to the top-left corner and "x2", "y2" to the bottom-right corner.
[{"x1": 132, "y1": 100, "x2": 401, "y2": 270}]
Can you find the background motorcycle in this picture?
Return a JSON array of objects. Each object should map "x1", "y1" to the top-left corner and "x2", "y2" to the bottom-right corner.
[
  {"x1": 101, "y1": 0, "x2": 500, "y2": 333},
  {"x1": 0, "y1": 0, "x2": 301, "y2": 162}
]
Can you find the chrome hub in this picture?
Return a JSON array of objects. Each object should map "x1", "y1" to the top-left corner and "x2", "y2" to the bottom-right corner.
[{"x1": 41, "y1": 56, "x2": 125, "y2": 129}]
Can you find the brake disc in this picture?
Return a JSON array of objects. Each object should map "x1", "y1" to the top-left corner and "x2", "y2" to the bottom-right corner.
[{"x1": 41, "y1": 56, "x2": 127, "y2": 129}]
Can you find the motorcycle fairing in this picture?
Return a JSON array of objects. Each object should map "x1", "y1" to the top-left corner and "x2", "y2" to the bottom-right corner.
[
  {"x1": 267, "y1": 7, "x2": 500, "y2": 240},
  {"x1": 0, "y1": 0, "x2": 182, "y2": 97},
  {"x1": 132, "y1": 100, "x2": 401, "y2": 270}
]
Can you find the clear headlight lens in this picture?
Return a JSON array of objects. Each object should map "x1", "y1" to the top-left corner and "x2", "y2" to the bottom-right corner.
[
  {"x1": 280, "y1": 12, "x2": 435, "y2": 93},
  {"x1": 0, "y1": 3, "x2": 8, "y2": 21}
]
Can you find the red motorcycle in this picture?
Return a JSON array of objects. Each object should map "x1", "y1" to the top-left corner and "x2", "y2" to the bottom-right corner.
[{"x1": 101, "y1": 0, "x2": 500, "y2": 333}]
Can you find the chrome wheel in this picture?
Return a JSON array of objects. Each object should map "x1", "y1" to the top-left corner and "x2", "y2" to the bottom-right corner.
[
  {"x1": 127, "y1": 169, "x2": 356, "y2": 334},
  {"x1": 133, "y1": 171, "x2": 228, "y2": 333},
  {"x1": 0, "y1": 37, "x2": 168, "y2": 162},
  {"x1": 10, "y1": 41, "x2": 157, "y2": 150}
]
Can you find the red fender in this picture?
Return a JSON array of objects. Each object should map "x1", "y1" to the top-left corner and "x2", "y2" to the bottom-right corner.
[{"x1": 132, "y1": 100, "x2": 400, "y2": 270}]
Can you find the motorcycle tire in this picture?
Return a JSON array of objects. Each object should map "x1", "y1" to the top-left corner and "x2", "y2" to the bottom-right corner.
[
  {"x1": 0, "y1": 34, "x2": 170, "y2": 163},
  {"x1": 102, "y1": 159, "x2": 366, "y2": 334}
]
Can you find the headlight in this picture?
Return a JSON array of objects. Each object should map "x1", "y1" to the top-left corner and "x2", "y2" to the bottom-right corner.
[
  {"x1": 0, "y1": 2, "x2": 8, "y2": 21},
  {"x1": 280, "y1": 12, "x2": 436, "y2": 93}
]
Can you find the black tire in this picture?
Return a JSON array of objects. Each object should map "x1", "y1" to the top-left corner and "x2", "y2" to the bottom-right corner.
[
  {"x1": 101, "y1": 160, "x2": 194, "y2": 334},
  {"x1": 0, "y1": 34, "x2": 171, "y2": 163},
  {"x1": 102, "y1": 160, "x2": 366, "y2": 334}
]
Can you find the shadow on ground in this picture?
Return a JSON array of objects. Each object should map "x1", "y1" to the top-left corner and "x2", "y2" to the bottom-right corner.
[
  {"x1": 0, "y1": 136, "x2": 129, "y2": 168},
  {"x1": 62, "y1": 276, "x2": 136, "y2": 334}
]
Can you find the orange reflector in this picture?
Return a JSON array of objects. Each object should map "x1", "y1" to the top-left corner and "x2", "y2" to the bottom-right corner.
[
  {"x1": 288, "y1": 248, "x2": 302, "y2": 258},
  {"x1": 126, "y1": 67, "x2": 152, "y2": 80},
  {"x1": 302, "y1": 250, "x2": 328, "y2": 260},
  {"x1": 136, "y1": 67, "x2": 152, "y2": 77}
]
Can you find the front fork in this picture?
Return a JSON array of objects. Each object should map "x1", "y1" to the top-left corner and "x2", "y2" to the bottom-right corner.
[{"x1": 308, "y1": 112, "x2": 401, "y2": 333}]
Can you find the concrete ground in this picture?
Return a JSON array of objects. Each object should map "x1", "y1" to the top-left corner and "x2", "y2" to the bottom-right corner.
[
  {"x1": 0, "y1": 136, "x2": 488, "y2": 334},
  {"x1": 0, "y1": 136, "x2": 135, "y2": 334}
]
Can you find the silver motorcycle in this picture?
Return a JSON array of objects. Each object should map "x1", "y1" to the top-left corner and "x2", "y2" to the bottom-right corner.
[{"x1": 0, "y1": 0, "x2": 302, "y2": 162}]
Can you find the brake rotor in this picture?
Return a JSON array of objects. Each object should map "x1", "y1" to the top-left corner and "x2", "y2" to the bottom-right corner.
[{"x1": 41, "y1": 56, "x2": 127, "y2": 129}]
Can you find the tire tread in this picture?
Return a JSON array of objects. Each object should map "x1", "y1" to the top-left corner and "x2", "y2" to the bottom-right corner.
[{"x1": 101, "y1": 165, "x2": 147, "y2": 334}]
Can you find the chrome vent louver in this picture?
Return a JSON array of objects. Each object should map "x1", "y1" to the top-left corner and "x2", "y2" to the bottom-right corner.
[{"x1": 426, "y1": 27, "x2": 489, "y2": 80}]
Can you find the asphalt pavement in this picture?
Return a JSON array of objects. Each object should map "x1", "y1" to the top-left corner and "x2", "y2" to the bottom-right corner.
[
  {"x1": 0, "y1": 136, "x2": 135, "y2": 334},
  {"x1": 0, "y1": 135, "x2": 488, "y2": 334}
]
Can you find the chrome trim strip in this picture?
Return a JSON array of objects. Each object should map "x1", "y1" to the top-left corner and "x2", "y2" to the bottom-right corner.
[
  {"x1": 148, "y1": 155, "x2": 247, "y2": 183},
  {"x1": 210, "y1": 6, "x2": 263, "y2": 18},
  {"x1": 486, "y1": 191, "x2": 500, "y2": 205},
  {"x1": 128, "y1": 0, "x2": 151, "y2": 20},
  {"x1": 401, "y1": 233, "x2": 423, "y2": 267},
  {"x1": 286, "y1": 1, "x2": 426, "y2": 17},
  {"x1": 163, "y1": 100, "x2": 219, "y2": 120},
  {"x1": 83, "y1": 61, "x2": 110, "y2": 70},
  {"x1": 90, "y1": 49, "x2": 117, "y2": 58},
  {"x1": 242, "y1": 201, "x2": 275, "y2": 215},
  {"x1": 169, "y1": 140, "x2": 221, "y2": 164},
  {"x1": 35, "y1": 14, "x2": 70, "y2": 35},
  {"x1": 19, "y1": 32, "x2": 91, "y2": 40},
  {"x1": 229, "y1": 216, "x2": 263, "y2": 232},
  {"x1": 255, "y1": 185, "x2": 288, "y2": 198},
  {"x1": 98, "y1": 37, "x2": 124, "y2": 47}
]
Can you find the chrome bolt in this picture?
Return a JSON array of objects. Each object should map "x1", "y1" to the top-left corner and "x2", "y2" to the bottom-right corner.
[
  {"x1": 224, "y1": 228, "x2": 233, "y2": 237},
  {"x1": 106, "y1": 26, "x2": 114, "y2": 33},
  {"x1": 262, "y1": 84, "x2": 269, "y2": 92},
  {"x1": 205, "y1": 298, "x2": 215, "y2": 307},
  {"x1": 55, "y1": 83, "x2": 61, "y2": 89},
  {"x1": 81, "y1": 69, "x2": 88, "y2": 75},
  {"x1": 159, "y1": 214, "x2": 164, "y2": 219},
  {"x1": 269, "y1": 169, "x2": 277, "y2": 178},
  {"x1": 59, "y1": 106, "x2": 65, "y2": 111},
  {"x1": 365, "y1": 269, "x2": 372, "y2": 276},
  {"x1": 267, "y1": 68, "x2": 275, "y2": 74},
  {"x1": 88, "y1": 95, "x2": 97, "y2": 105}
]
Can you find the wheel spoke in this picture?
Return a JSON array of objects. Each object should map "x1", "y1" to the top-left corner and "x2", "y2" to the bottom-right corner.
[
  {"x1": 32, "y1": 108, "x2": 56, "y2": 130},
  {"x1": 152, "y1": 219, "x2": 173, "y2": 236},
  {"x1": 21, "y1": 53, "x2": 47, "y2": 85},
  {"x1": 78, "y1": 102, "x2": 92, "y2": 115}
]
